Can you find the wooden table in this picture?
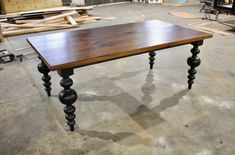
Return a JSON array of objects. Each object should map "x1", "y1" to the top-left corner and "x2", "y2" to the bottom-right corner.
[{"x1": 27, "y1": 20, "x2": 212, "y2": 131}]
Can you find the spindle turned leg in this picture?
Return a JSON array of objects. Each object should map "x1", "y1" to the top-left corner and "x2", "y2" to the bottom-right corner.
[
  {"x1": 37, "y1": 59, "x2": 51, "y2": 96},
  {"x1": 149, "y1": 51, "x2": 156, "y2": 69},
  {"x1": 187, "y1": 41, "x2": 203, "y2": 89},
  {"x1": 58, "y1": 69, "x2": 77, "y2": 131}
]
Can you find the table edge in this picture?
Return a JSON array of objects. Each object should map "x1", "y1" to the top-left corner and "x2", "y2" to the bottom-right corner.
[{"x1": 27, "y1": 33, "x2": 212, "y2": 71}]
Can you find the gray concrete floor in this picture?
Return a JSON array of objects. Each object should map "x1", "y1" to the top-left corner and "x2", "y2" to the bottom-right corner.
[{"x1": 0, "y1": 3, "x2": 235, "y2": 155}]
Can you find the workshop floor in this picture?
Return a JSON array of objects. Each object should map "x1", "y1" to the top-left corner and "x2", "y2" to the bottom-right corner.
[{"x1": 0, "y1": 3, "x2": 235, "y2": 155}]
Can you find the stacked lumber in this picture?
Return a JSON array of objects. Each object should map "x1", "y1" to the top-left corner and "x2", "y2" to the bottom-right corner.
[{"x1": 0, "y1": 6, "x2": 104, "y2": 37}]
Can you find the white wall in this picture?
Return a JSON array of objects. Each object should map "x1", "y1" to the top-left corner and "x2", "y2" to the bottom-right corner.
[{"x1": 72, "y1": 0, "x2": 85, "y2": 5}]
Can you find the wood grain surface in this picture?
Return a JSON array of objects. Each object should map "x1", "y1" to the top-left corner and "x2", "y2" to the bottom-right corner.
[
  {"x1": 27, "y1": 20, "x2": 213, "y2": 71},
  {"x1": 1, "y1": 0, "x2": 62, "y2": 14}
]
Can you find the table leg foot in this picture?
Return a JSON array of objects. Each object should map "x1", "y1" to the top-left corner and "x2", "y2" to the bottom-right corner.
[
  {"x1": 187, "y1": 41, "x2": 203, "y2": 89},
  {"x1": 37, "y1": 59, "x2": 51, "y2": 96},
  {"x1": 149, "y1": 51, "x2": 156, "y2": 69},
  {"x1": 58, "y1": 69, "x2": 77, "y2": 131}
]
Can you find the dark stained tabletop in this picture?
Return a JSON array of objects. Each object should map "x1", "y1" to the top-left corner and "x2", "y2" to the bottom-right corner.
[{"x1": 27, "y1": 20, "x2": 212, "y2": 71}]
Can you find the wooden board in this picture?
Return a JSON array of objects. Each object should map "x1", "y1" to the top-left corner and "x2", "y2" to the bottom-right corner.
[
  {"x1": 1, "y1": 23, "x2": 72, "y2": 28},
  {"x1": 189, "y1": 22, "x2": 235, "y2": 36},
  {"x1": 27, "y1": 20, "x2": 212, "y2": 71},
  {"x1": 1, "y1": 0, "x2": 63, "y2": 14},
  {"x1": 168, "y1": 11, "x2": 201, "y2": 19},
  {"x1": 2, "y1": 15, "x2": 103, "y2": 36},
  {"x1": 3, "y1": 25, "x2": 76, "y2": 36},
  {"x1": 0, "y1": 6, "x2": 94, "y2": 18},
  {"x1": 27, "y1": 11, "x2": 78, "y2": 24},
  {"x1": 65, "y1": 16, "x2": 78, "y2": 26}
]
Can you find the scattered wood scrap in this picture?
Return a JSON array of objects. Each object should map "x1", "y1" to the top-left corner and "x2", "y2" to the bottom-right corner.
[
  {"x1": 0, "y1": 6, "x2": 112, "y2": 37},
  {"x1": 66, "y1": 16, "x2": 78, "y2": 26},
  {"x1": 0, "y1": 24, "x2": 3, "y2": 42},
  {"x1": 0, "y1": 6, "x2": 94, "y2": 18}
]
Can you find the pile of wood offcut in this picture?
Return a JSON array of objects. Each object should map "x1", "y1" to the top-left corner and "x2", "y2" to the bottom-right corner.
[{"x1": 0, "y1": 6, "x2": 105, "y2": 37}]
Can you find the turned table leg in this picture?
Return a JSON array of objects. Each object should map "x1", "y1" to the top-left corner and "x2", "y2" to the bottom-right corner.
[
  {"x1": 187, "y1": 41, "x2": 203, "y2": 89},
  {"x1": 37, "y1": 59, "x2": 51, "y2": 96},
  {"x1": 57, "y1": 69, "x2": 77, "y2": 131},
  {"x1": 149, "y1": 51, "x2": 156, "y2": 69}
]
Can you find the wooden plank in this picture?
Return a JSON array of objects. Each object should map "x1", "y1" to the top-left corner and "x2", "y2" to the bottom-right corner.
[
  {"x1": 2, "y1": 16, "x2": 102, "y2": 37},
  {"x1": 10, "y1": 16, "x2": 44, "y2": 22},
  {"x1": 26, "y1": 20, "x2": 213, "y2": 71},
  {"x1": 45, "y1": 18, "x2": 68, "y2": 24},
  {"x1": 1, "y1": 0, "x2": 63, "y2": 14},
  {"x1": 0, "y1": 24, "x2": 3, "y2": 42},
  {"x1": 0, "y1": 19, "x2": 8, "y2": 22},
  {"x1": 15, "y1": 20, "x2": 39, "y2": 24},
  {"x1": 3, "y1": 25, "x2": 77, "y2": 37},
  {"x1": 0, "y1": 6, "x2": 94, "y2": 18},
  {"x1": 26, "y1": 11, "x2": 78, "y2": 25},
  {"x1": 43, "y1": 13, "x2": 61, "y2": 18},
  {"x1": 2, "y1": 12, "x2": 81, "y2": 36},
  {"x1": 1, "y1": 23, "x2": 72, "y2": 28},
  {"x1": 65, "y1": 16, "x2": 78, "y2": 26},
  {"x1": 75, "y1": 16, "x2": 102, "y2": 22}
]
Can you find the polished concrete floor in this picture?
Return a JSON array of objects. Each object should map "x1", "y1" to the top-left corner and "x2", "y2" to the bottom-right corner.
[{"x1": 0, "y1": 3, "x2": 235, "y2": 155}]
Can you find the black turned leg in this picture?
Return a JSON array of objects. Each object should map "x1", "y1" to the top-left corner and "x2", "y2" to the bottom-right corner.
[
  {"x1": 149, "y1": 51, "x2": 156, "y2": 69},
  {"x1": 57, "y1": 69, "x2": 77, "y2": 131},
  {"x1": 187, "y1": 41, "x2": 203, "y2": 89},
  {"x1": 37, "y1": 59, "x2": 51, "y2": 96}
]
